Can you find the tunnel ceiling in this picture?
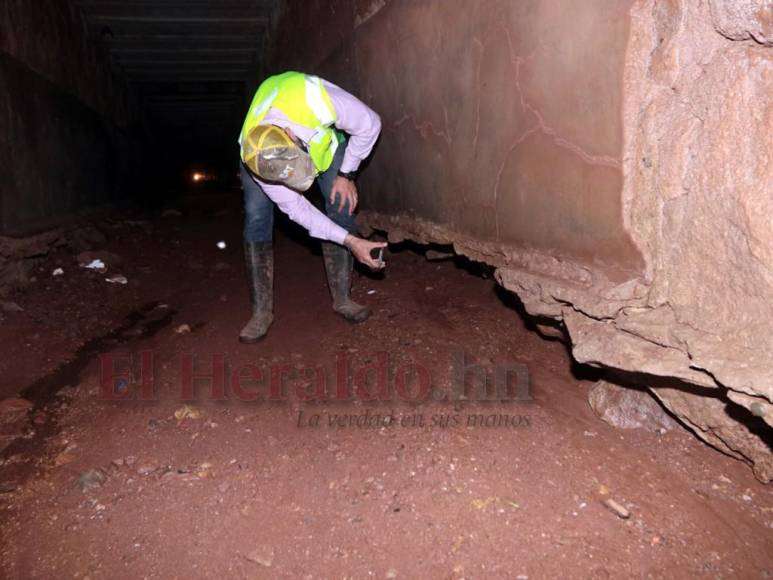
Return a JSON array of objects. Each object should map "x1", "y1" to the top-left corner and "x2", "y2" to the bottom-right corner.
[{"x1": 71, "y1": 0, "x2": 279, "y2": 159}]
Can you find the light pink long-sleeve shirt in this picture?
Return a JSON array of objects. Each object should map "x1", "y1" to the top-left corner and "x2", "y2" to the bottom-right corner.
[{"x1": 243, "y1": 79, "x2": 381, "y2": 245}]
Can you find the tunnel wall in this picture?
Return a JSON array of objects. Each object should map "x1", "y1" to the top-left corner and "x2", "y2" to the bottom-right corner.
[
  {"x1": 0, "y1": 0, "x2": 141, "y2": 236},
  {"x1": 269, "y1": 0, "x2": 773, "y2": 480},
  {"x1": 269, "y1": 0, "x2": 644, "y2": 270}
]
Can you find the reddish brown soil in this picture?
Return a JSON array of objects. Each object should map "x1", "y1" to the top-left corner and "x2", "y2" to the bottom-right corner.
[{"x1": 0, "y1": 194, "x2": 771, "y2": 579}]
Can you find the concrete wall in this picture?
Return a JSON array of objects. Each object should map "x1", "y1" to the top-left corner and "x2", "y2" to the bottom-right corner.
[
  {"x1": 269, "y1": 0, "x2": 643, "y2": 271},
  {"x1": 0, "y1": 0, "x2": 141, "y2": 235},
  {"x1": 269, "y1": 0, "x2": 773, "y2": 480}
]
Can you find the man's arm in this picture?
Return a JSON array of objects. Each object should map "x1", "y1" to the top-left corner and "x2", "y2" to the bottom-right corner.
[
  {"x1": 256, "y1": 177, "x2": 386, "y2": 269},
  {"x1": 322, "y1": 80, "x2": 381, "y2": 215},
  {"x1": 323, "y1": 80, "x2": 382, "y2": 174},
  {"x1": 258, "y1": 179, "x2": 348, "y2": 244}
]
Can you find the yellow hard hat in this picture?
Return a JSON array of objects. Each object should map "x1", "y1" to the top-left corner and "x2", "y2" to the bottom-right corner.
[
  {"x1": 242, "y1": 124, "x2": 316, "y2": 191},
  {"x1": 242, "y1": 125, "x2": 293, "y2": 175}
]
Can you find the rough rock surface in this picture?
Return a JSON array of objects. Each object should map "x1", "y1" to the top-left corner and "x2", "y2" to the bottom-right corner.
[
  {"x1": 709, "y1": 0, "x2": 773, "y2": 44},
  {"x1": 269, "y1": 0, "x2": 773, "y2": 481},
  {"x1": 589, "y1": 380, "x2": 676, "y2": 432}
]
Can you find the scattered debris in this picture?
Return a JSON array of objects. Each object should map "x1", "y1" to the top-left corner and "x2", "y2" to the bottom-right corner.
[
  {"x1": 589, "y1": 380, "x2": 675, "y2": 432},
  {"x1": 54, "y1": 448, "x2": 76, "y2": 466},
  {"x1": 82, "y1": 259, "x2": 106, "y2": 272},
  {"x1": 0, "y1": 398, "x2": 32, "y2": 416},
  {"x1": 425, "y1": 249, "x2": 454, "y2": 261},
  {"x1": 78, "y1": 469, "x2": 107, "y2": 492},
  {"x1": 535, "y1": 322, "x2": 565, "y2": 341},
  {"x1": 216, "y1": 241, "x2": 227, "y2": 250},
  {"x1": 196, "y1": 462, "x2": 214, "y2": 478},
  {"x1": 159, "y1": 470, "x2": 195, "y2": 485},
  {"x1": 1, "y1": 301, "x2": 24, "y2": 313},
  {"x1": 598, "y1": 484, "x2": 610, "y2": 495},
  {"x1": 174, "y1": 404, "x2": 203, "y2": 421},
  {"x1": 603, "y1": 498, "x2": 631, "y2": 520},
  {"x1": 0, "y1": 482, "x2": 17, "y2": 494},
  {"x1": 52, "y1": 268, "x2": 64, "y2": 276},
  {"x1": 105, "y1": 274, "x2": 128, "y2": 285},
  {"x1": 174, "y1": 324, "x2": 191, "y2": 334},
  {"x1": 136, "y1": 463, "x2": 159, "y2": 476},
  {"x1": 77, "y1": 250, "x2": 121, "y2": 271},
  {"x1": 470, "y1": 497, "x2": 497, "y2": 510},
  {"x1": 367, "y1": 289, "x2": 377, "y2": 295},
  {"x1": 245, "y1": 546, "x2": 274, "y2": 567}
]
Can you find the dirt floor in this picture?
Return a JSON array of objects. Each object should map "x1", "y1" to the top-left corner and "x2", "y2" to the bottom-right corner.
[{"x1": 0, "y1": 191, "x2": 772, "y2": 579}]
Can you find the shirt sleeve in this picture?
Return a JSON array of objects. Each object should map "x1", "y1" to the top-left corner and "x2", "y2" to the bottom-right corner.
[
  {"x1": 323, "y1": 80, "x2": 382, "y2": 174},
  {"x1": 256, "y1": 177, "x2": 349, "y2": 245}
]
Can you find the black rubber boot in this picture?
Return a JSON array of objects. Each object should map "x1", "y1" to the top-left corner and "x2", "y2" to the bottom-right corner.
[
  {"x1": 239, "y1": 241, "x2": 274, "y2": 343},
  {"x1": 322, "y1": 242, "x2": 370, "y2": 323}
]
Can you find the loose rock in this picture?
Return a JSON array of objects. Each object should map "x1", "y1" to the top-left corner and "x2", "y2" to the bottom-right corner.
[
  {"x1": 589, "y1": 380, "x2": 675, "y2": 432},
  {"x1": 174, "y1": 324, "x2": 191, "y2": 335},
  {"x1": 78, "y1": 469, "x2": 107, "y2": 492},
  {"x1": 603, "y1": 498, "x2": 631, "y2": 520},
  {"x1": 246, "y1": 546, "x2": 274, "y2": 567}
]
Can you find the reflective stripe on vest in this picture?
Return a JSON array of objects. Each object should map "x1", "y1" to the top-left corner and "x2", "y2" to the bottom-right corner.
[{"x1": 239, "y1": 72, "x2": 339, "y2": 174}]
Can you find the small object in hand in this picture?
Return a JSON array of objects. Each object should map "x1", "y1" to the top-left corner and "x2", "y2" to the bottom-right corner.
[{"x1": 370, "y1": 246, "x2": 385, "y2": 266}]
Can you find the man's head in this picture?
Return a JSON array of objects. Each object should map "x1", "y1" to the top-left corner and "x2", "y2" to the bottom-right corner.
[{"x1": 242, "y1": 124, "x2": 315, "y2": 191}]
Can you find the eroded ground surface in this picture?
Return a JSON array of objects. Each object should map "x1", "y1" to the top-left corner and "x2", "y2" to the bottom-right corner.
[{"x1": 0, "y1": 193, "x2": 771, "y2": 579}]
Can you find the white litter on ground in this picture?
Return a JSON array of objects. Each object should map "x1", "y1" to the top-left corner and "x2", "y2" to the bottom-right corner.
[
  {"x1": 367, "y1": 290, "x2": 376, "y2": 295},
  {"x1": 216, "y1": 241, "x2": 227, "y2": 250},
  {"x1": 52, "y1": 268, "x2": 64, "y2": 276},
  {"x1": 105, "y1": 275, "x2": 128, "y2": 285},
  {"x1": 84, "y1": 259, "x2": 106, "y2": 270}
]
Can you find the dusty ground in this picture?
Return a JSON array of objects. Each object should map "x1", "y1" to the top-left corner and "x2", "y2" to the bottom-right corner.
[{"x1": 0, "y1": 192, "x2": 772, "y2": 579}]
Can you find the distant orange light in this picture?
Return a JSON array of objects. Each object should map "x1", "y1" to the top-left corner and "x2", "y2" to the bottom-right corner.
[{"x1": 192, "y1": 172, "x2": 204, "y2": 182}]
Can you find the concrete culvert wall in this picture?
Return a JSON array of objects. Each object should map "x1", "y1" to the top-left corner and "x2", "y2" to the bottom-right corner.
[
  {"x1": 267, "y1": 0, "x2": 773, "y2": 481},
  {"x1": 0, "y1": 0, "x2": 144, "y2": 236}
]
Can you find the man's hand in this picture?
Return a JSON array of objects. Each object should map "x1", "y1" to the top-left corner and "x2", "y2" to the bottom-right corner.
[
  {"x1": 344, "y1": 235, "x2": 387, "y2": 270},
  {"x1": 331, "y1": 176, "x2": 358, "y2": 215}
]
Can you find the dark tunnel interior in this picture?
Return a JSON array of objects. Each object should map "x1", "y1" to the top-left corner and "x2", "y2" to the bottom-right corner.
[
  {"x1": 2, "y1": 0, "x2": 279, "y2": 233},
  {"x1": 81, "y1": 0, "x2": 276, "y2": 202}
]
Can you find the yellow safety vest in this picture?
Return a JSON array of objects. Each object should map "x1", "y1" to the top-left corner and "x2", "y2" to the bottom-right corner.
[{"x1": 239, "y1": 71, "x2": 341, "y2": 173}]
